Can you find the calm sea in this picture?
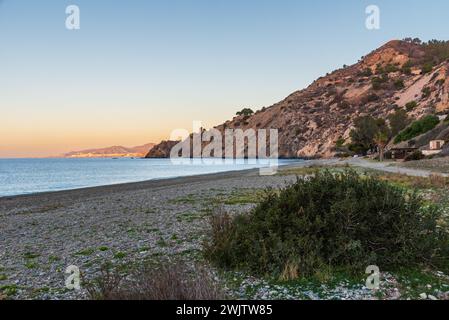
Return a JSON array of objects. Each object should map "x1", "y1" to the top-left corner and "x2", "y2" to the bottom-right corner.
[{"x1": 0, "y1": 158, "x2": 299, "y2": 197}]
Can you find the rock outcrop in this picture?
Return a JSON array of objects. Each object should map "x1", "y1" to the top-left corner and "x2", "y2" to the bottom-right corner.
[{"x1": 145, "y1": 140, "x2": 179, "y2": 158}]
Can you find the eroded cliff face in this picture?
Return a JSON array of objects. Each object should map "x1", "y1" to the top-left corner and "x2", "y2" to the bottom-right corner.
[
  {"x1": 146, "y1": 140, "x2": 179, "y2": 158},
  {"x1": 147, "y1": 40, "x2": 449, "y2": 159}
]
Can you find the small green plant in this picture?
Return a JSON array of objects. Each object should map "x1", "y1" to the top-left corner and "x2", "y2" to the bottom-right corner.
[
  {"x1": 113, "y1": 252, "x2": 126, "y2": 259},
  {"x1": 75, "y1": 248, "x2": 96, "y2": 256},
  {"x1": 421, "y1": 87, "x2": 431, "y2": 99},
  {"x1": 0, "y1": 284, "x2": 18, "y2": 297},
  {"x1": 23, "y1": 252, "x2": 40, "y2": 259},
  {"x1": 371, "y1": 76, "x2": 388, "y2": 90},
  {"x1": 421, "y1": 62, "x2": 433, "y2": 74},
  {"x1": 405, "y1": 101, "x2": 418, "y2": 112},
  {"x1": 394, "y1": 79, "x2": 405, "y2": 90},
  {"x1": 401, "y1": 61, "x2": 412, "y2": 75},
  {"x1": 436, "y1": 78, "x2": 446, "y2": 86},
  {"x1": 25, "y1": 261, "x2": 38, "y2": 269},
  {"x1": 335, "y1": 138, "x2": 346, "y2": 148},
  {"x1": 384, "y1": 64, "x2": 399, "y2": 73},
  {"x1": 48, "y1": 255, "x2": 60, "y2": 263},
  {"x1": 157, "y1": 238, "x2": 168, "y2": 247},
  {"x1": 360, "y1": 68, "x2": 373, "y2": 77},
  {"x1": 99, "y1": 246, "x2": 109, "y2": 252}
]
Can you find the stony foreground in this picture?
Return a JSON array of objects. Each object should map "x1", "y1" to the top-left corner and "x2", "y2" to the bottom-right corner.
[{"x1": 0, "y1": 167, "x2": 296, "y2": 299}]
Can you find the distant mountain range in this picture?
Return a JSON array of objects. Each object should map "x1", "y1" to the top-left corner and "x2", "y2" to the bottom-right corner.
[{"x1": 62, "y1": 143, "x2": 155, "y2": 158}]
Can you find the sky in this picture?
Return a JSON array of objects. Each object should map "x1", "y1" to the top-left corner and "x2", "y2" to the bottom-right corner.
[{"x1": 1, "y1": 0, "x2": 449, "y2": 157}]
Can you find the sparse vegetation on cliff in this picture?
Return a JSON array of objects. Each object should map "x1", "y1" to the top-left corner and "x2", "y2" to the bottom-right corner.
[
  {"x1": 148, "y1": 39, "x2": 449, "y2": 159},
  {"x1": 236, "y1": 108, "x2": 254, "y2": 117},
  {"x1": 394, "y1": 115, "x2": 440, "y2": 143}
]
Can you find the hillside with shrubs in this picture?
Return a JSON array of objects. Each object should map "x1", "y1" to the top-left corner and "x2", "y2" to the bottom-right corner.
[{"x1": 148, "y1": 39, "x2": 449, "y2": 159}]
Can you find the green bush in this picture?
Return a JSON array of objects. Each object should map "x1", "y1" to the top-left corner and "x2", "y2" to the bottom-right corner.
[
  {"x1": 436, "y1": 79, "x2": 446, "y2": 86},
  {"x1": 371, "y1": 76, "x2": 388, "y2": 90},
  {"x1": 405, "y1": 101, "x2": 418, "y2": 112},
  {"x1": 394, "y1": 79, "x2": 405, "y2": 90},
  {"x1": 236, "y1": 108, "x2": 254, "y2": 117},
  {"x1": 421, "y1": 62, "x2": 434, "y2": 74},
  {"x1": 401, "y1": 61, "x2": 412, "y2": 75},
  {"x1": 335, "y1": 138, "x2": 345, "y2": 148},
  {"x1": 422, "y1": 87, "x2": 431, "y2": 99},
  {"x1": 204, "y1": 171, "x2": 448, "y2": 278},
  {"x1": 394, "y1": 115, "x2": 440, "y2": 143},
  {"x1": 385, "y1": 64, "x2": 399, "y2": 73},
  {"x1": 360, "y1": 68, "x2": 373, "y2": 77}
]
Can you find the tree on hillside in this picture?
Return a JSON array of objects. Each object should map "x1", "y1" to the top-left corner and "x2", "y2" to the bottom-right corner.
[
  {"x1": 349, "y1": 116, "x2": 379, "y2": 155},
  {"x1": 349, "y1": 116, "x2": 390, "y2": 156},
  {"x1": 236, "y1": 108, "x2": 254, "y2": 117},
  {"x1": 388, "y1": 109, "x2": 410, "y2": 137}
]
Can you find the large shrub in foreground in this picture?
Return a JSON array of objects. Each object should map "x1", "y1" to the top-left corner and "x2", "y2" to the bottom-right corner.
[{"x1": 204, "y1": 170, "x2": 448, "y2": 278}]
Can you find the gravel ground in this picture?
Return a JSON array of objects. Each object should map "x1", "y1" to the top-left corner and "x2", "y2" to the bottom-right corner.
[
  {"x1": 0, "y1": 168, "x2": 295, "y2": 299},
  {"x1": 399, "y1": 156, "x2": 449, "y2": 174}
]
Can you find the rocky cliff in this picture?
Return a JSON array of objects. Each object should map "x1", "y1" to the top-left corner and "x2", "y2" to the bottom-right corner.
[{"x1": 147, "y1": 40, "x2": 449, "y2": 159}]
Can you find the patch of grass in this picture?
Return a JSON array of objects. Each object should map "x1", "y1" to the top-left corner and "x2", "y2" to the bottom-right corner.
[
  {"x1": 99, "y1": 246, "x2": 109, "y2": 252},
  {"x1": 0, "y1": 284, "x2": 18, "y2": 297},
  {"x1": 25, "y1": 261, "x2": 38, "y2": 269},
  {"x1": 278, "y1": 164, "x2": 352, "y2": 177},
  {"x1": 156, "y1": 238, "x2": 168, "y2": 247},
  {"x1": 114, "y1": 252, "x2": 127, "y2": 260},
  {"x1": 375, "y1": 171, "x2": 449, "y2": 190},
  {"x1": 75, "y1": 248, "x2": 96, "y2": 256},
  {"x1": 138, "y1": 246, "x2": 150, "y2": 252},
  {"x1": 169, "y1": 194, "x2": 197, "y2": 205},
  {"x1": 176, "y1": 211, "x2": 208, "y2": 223},
  {"x1": 222, "y1": 190, "x2": 265, "y2": 205},
  {"x1": 395, "y1": 269, "x2": 449, "y2": 299},
  {"x1": 31, "y1": 287, "x2": 50, "y2": 298},
  {"x1": 23, "y1": 252, "x2": 40, "y2": 259},
  {"x1": 48, "y1": 255, "x2": 60, "y2": 263},
  {"x1": 0, "y1": 275, "x2": 7, "y2": 281}
]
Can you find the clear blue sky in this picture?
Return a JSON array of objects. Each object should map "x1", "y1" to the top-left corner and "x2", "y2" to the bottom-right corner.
[{"x1": 1, "y1": 0, "x2": 448, "y2": 157}]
